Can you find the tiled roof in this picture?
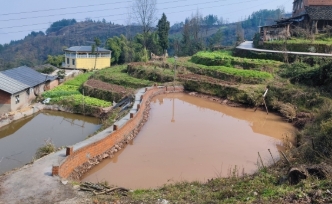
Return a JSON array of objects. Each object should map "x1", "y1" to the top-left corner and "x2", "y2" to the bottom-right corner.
[
  {"x1": 305, "y1": 6, "x2": 332, "y2": 20},
  {"x1": 64, "y1": 46, "x2": 110, "y2": 52},
  {"x1": 0, "y1": 66, "x2": 57, "y2": 94}
]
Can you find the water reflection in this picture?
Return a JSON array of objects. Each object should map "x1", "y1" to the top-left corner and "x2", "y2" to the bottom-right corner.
[
  {"x1": 0, "y1": 110, "x2": 101, "y2": 174},
  {"x1": 82, "y1": 93, "x2": 295, "y2": 189}
]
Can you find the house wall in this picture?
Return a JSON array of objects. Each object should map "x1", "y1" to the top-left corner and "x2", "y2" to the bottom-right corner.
[
  {"x1": 9, "y1": 83, "x2": 47, "y2": 113},
  {"x1": 64, "y1": 56, "x2": 111, "y2": 70},
  {"x1": 307, "y1": 0, "x2": 332, "y2": 6},
  {"x1": 261, "y1": 25, "x2": 290, "y2": 41},
  {"x1": 0, "y1": 90, "x2": 11, "y2": 114},
  {"x1": 10, "y1": 90, "x2": 29, "y2": 112},
  {"x1": 293, "y1": 0, "x2": 306, "y2": 17},
  {"x1": 76, "y1": 58, "x2": 111, "y2": 70},
  {"x1": 45, "y1": 79, "x2": 59, "y2": 91}
]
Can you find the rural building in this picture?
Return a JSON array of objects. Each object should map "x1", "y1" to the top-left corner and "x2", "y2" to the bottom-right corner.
[
  {"x1": 259, "y1": 0, "x2": 332, "y2": 41},
  {"x1": 63, "y1": 46, "x2": 112, "y2": 70},
  {"x1": 0, "y1": 66, "x2": 58, "y2": 114}
]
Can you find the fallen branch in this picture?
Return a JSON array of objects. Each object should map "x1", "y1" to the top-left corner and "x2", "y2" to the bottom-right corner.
[
  {"x1": 80, "y1": 182, "x2": 129, "y2": 195},
  {"x1": 93, "y1": 187, "x2": 129, "y2": 195}
]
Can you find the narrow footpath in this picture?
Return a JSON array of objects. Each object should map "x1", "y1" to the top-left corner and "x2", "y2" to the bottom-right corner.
[{"x1": 236, "y1": 41, "x2": 332, "y2": 57}]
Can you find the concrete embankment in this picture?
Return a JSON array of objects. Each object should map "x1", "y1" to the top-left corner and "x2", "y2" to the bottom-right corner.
[{"x1": 0, "y1": 85, "x2": 183, "y2": 203}]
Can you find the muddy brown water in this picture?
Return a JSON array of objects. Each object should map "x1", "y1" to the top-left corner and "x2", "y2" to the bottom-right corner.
[
  {"x1": 0, "y1": 110, "x2": 101, "y2": 174},
  {"x1": 82, "y1": 93, "x2": 295, "y2": 189}
]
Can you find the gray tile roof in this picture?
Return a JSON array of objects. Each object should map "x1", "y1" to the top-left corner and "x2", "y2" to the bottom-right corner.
[
  {"x1": 0, "y1": 66, "x2": 57, "y2": 94},
  {"x1": 305, "y1": 6, "x2": 332, "y2": 20},
  {"x1": 65, "y1": 46, "x2": 110, "y2": 52}
]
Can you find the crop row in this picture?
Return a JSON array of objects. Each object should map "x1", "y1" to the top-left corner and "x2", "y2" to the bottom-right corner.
[
  {"x1": 177, "y1": 60, "x2": 273, "y2": 84},
  {"x1": 191, "y1": 51, "x2": 281, "y2": 69},
  {"x1": 42, "y1": 72, "x2": 111, "y2": 108}
]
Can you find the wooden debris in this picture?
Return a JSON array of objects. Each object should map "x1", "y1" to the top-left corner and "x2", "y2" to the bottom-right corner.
[{"x1": 80, "y1": 182, "x2": 129, "y2": 195}]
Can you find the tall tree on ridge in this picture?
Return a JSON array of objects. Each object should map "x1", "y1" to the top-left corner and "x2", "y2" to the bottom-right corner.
[{"x1": 157, "y1": 13, "x2": 170, "y2": 55}]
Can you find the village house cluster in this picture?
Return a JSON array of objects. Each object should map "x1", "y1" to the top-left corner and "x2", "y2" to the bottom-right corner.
[
  {"x1": 0, "y1": 46, "x2": 112, "y2": 114},
  {"x1": 259, "y1": 0, "x2": 332, "y2": 41}
]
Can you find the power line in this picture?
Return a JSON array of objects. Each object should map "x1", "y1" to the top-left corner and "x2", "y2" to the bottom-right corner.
[
  {"x1": 0, "y1": 0, "x2": 259, "y2": 32},
  {"x1": 0, "y1": 0, "x2": 191, "y2": 22},
  {"x1": 1, "y1": 0, "x2": 224, "y2": 29},
  {"x1": 0, "y1": 0, "x2": 274, "y2": 36},
  {"x1": 0, "y1": 1, "x2": 131, "y2": 16}
]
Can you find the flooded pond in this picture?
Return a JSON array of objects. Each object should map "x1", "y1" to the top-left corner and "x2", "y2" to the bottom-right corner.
[
  {"x1": 82, "y1": 93, "x2": 295, "y2": 189},
  {"x1": 0, "y1": 110, "x2": 101, "y2": 174}
]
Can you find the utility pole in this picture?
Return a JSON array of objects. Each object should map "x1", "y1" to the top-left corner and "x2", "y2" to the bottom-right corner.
[{"x1": 173, "y1": 56, "x2": 178, "y2": 86}]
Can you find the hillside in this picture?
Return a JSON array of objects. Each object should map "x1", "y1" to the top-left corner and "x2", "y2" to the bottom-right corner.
[
  {"x1": 0, "y1": 22, "x2": 141, "y2": 70},
  {"x1": 0, "y1": 8, "x2": 287, "y2": 71}
]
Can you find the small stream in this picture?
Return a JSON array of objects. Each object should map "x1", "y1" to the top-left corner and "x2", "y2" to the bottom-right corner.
[
  {"x1": 82, "y1": 93, "x2": 295, "y2": 189},
  {"x1": 0, "y1": 110, "x2": 101, "y2": 174}
]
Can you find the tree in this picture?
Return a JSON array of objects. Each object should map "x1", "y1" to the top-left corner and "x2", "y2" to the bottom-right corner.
[
  {"x1": 131, "y1": 0, "x2": 157, "y2": 49},
  {"x1": 181, "y1": 21, "x2": 191, "y2": 56},
  {"x1": 208, "y1": 29, "x2": 223, "y2": 49},
  {"x1": 93, "y1": 37, "x2": 101, "y2": 69},
  {"x1": 236, "y1": 22, "x2": 245, "y2": 44},
  {"x1": 46, "y1": 19, "x2": 77, "y2": 34},
  {"x1": 203, "y1": 14, "x2": 218, "y2": 35},
  {"x1": 107, "y1": 36, "x2": 122, "y2": 64},
  {"x1": 46, "y1": 55, "x2": 64, "y2": 67},
  {"x1": 157, "y1": 13, "x2": 170, "y2": 55}
]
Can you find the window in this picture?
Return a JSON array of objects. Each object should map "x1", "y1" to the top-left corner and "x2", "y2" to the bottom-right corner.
[
  {"x1": 26, "y1": 88, "x2": 31, "y2": 95},
  {"x1": 72, "y1": 59, "x2": 75, "y2": 65},
  {"x1": 67, "y1": 58, "x2": 69, "y2": 64},
  {"x1": 15, "y1": 95, "x2": 20, "y2": 104}
]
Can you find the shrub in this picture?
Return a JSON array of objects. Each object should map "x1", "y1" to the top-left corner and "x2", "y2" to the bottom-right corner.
[{"x1": 35, "y1": 139, "x2": 56, "y2": 159}]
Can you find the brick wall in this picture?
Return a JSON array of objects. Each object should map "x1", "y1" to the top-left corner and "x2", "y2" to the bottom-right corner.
[
  {"x1": 45, "y1": 79, "x2": 59, "y2": 91},
  {"x1": 0, "y1": 90, "x2": 11, "y2": 114},
  {"x1": 0, "y1": 90, "x2": 11, "y2": 104},
  {"x1": 57, "y1": 86, "x2": 184, "y2": 178}
]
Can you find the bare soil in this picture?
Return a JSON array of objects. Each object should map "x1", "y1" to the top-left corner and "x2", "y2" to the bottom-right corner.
[
  {"x1": 178, "y1": 73, "x2": 237, "y2": 85},
  {"x1": 86, "y1": 79, "x2": 131, "y2": 93}
]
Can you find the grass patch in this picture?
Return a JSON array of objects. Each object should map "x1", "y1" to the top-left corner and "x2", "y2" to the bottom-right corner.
[{"x1": 90, "y1": 169, "x2": 332, "y2": 203}]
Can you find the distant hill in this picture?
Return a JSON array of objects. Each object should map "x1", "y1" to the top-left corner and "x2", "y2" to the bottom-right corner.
[
  {"x1": 0, "y1": 9, "x2": 286, "y2": 70},
  {"x1": 0, "y1": 21, "x2": 141, "y2": 70}
]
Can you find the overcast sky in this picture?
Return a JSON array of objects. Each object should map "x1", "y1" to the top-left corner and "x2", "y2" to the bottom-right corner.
[{"x1": 0, "y1": 0, "x2": 293, "y2": 44}]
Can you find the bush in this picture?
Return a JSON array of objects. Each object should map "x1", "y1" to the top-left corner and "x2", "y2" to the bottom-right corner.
[
  {"x1": 35, "y1": 139, "x2": 56, "y2": 159},
  {"x1": 300, "y1": 102, "x2": 332, "y2": 161},
  {"x1": 37, "y1": 67, "x2": 54, "y2": 74},
  {"x1": 279, "y1": 62, "x2": 312, "y2": 79}
]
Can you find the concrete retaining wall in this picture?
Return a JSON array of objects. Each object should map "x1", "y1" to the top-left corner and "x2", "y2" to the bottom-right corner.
[{"x1": 55, "y1": 85, "x2": 184, "y2": 179}]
